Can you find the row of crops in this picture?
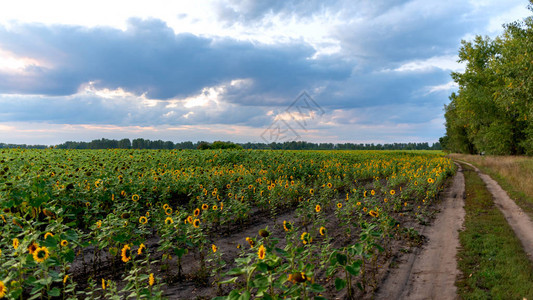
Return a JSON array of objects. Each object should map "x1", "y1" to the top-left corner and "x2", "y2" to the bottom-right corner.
[{"x1": 0, "y1": 149, "x2": 455, "y2": 299}]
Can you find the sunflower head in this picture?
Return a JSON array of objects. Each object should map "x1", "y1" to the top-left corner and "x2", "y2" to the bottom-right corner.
[
  {"x1": 337, "y1": 202, "x2": 342, "y2": 208},
  {"x1": 28, "y1": 242, "x2": 39, "y2": 254},
  {"x1": 61, "y1": 240, "x2": 69, "y2": 247},
  {"x1": 257, "y1": 244, "x2": 266, "y2": 260},
  {"x1": 13, "y1": 238, "x2": 19, "y2": 250},
  {"x1": 139, "y1": 216, "x2": 148, "y2": 225},
  {"x1": 33, "y1": 246, "x2": 50, "y2": 263},
  {"x1": 193, "y1": 208, "x2": 200, "y2": 217},
  {"x1": 121, "y1": 244, "x2": 131, "y2": 263},
  {"x1": 164, "y1": 217, "x2": 174, "y2": 225},
  {"x1": 0, "y1": 280, "x2": 6, "y2": 298},
  {"x1": 288, "y1": 272, "x2": 307, "y2": 284},
  {"x1": 315, "y1": 205, "x2": 321, "y2": 213},
  {"x1": 212, "y1": 244, "x2": 217, "y2": 253},
  {"x1": 300, "y1": 232, "x2": 312, "y2": 245},
  {"x1": 246, "y1": 237, "x2": 255, "y2": 248},
  {"x1": 137, "y1": 244, "x2": 146, "y2": 255},
  {"x1": 149, "y1": 273, "x2": 155, "y2": 286},
  {"x1": 192, "y1": 219, "x2": 200, "y2": 228},
  {"x1": 319, "y1": 226, "x2": 326, "y2": 236},
  {"x1": 283, "y1": 221, "x2": 293, "y2": 232},
  {"x1": 258, "y1": 229, "x2": 270, "y2": 238},
  {"x1": 201, "y1": 203, "x2": 208, "y2": 210}
]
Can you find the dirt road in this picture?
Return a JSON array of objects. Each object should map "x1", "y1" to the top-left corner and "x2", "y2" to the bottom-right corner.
[
  {"x1": 376, "y1": 163, "x2": 465, "y2": 300},
  {"x1": 460, "y1": 161, "x2": 533, "y2": 260}
]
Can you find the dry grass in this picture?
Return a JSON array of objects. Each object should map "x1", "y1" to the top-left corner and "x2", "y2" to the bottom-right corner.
[{"x1": 450, "y1": 154, "x2": 533, "y2": 214}]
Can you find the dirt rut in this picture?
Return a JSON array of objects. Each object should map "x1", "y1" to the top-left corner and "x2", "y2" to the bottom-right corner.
[{"x1": 376, "y1": 163, "x2": 465, "y2": 300}]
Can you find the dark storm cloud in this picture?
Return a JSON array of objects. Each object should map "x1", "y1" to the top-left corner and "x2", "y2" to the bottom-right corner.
[{"x1": 0, "y1": 18, "x2": 351, "y2": 101}]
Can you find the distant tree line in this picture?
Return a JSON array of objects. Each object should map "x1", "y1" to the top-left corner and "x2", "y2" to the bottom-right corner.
[
  {"x1": 50, "y1": 138, "x2": 441, "y2": 150},
  {"x1": 0, "y1": 143, "x2": 48, "y2": 149},
  {"x1": 442, "y1": 2, "x2": 533, "y2": 155}
]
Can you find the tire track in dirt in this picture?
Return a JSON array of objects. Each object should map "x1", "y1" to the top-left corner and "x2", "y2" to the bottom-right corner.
[
  {"x1": 376, "y1": 163, "x2": 465, "y2": 300},
  {"x1": 459, "y1": 161, "x2": 533, "y2": 260}
]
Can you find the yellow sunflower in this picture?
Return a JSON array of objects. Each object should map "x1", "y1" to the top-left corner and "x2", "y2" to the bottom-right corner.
[
  {"x1": 369, "y1": 210, "x2": 379, "y2": 218},
  {"x1": 319, "y1": 226, "x2": 326, "y2": 236},
  {"x1": 257, "y1": 245, "x2": 266, "y2": 260},
  {"x1": 390, "y1": 190, "x2": 396, "y2": 195},
  {"x1": 427, "y1": 178, "x2": 434, "y2": 184},
  {"x1": 309, "y1": 189, "x2": 314, "y2": 195},
  {"x1": 283, "y1": 220, "x2": 292, "y2": 232},
  {"x1": 0, "y1": 280, "x2": 6, "y2": 298},
  {"x1": 13, "y1": 238, "x2": 19, "y2": 250},
  {"x1": 202, "y1": 204, "x2": 208, "y2": 210},
  {"x1": 44, "y1": 232, "x2": 54, "y2": 240},
  {"x1": 187, "y1": 215, "x2": 193, "y2": 224},
  {"x1": 121, "y1": 244, "x2": 131, "y2": 263},
  {"x1": 164, "y1": 217, "x2": 174, "y2": 225},
  {"x1": 33, "y1": 246, "x2": 50, "y2": 263},
  {"x1": 315, "y1": 205, "x2": 321, "y2": 213},
  {"x1": 61, "y1": 240, "x2": 69, "y2": 247},
  {"x1": 246, "y1": 237, "x2": 255, "y2": 248},
  {"x1": 28, "y1": 242, "x2": 39, "y2": 255},
  {"x1": 300, "y1": 232, "x2": 312, "y2": 245},
  {"x1": 139, "y1": 216, "x2": 148, "y2": 225},
  {"x1": 337, "y1": 202, "x2": 342, "y2": 209},
  {"x1": 137, "y1": 244, "x2": 146, "y2": 255},
  {"x1": 192, "y1": 219, "x2": 200, "y2": 228},
  {"x1": 149, "y1": 273, "x2": 155, "y2": 286},
  {"x1": 165, "y1": 207, "x2": 173, "y2": 215},
  {"x1": 102, "y1": 278, "x2": 106, "y2": 290},
  {"x1": 193, "y1": 208, "x2": 200, "y2": 217},
  {"x1": 131, "y1": 194, "x2": 140, "y2": 202},
  {"x1": 212, "y1": 205, "x2": 218, "y2": 210},
  {"x1": 212, "y1": 244, "x2": 217, "y2": 253}
]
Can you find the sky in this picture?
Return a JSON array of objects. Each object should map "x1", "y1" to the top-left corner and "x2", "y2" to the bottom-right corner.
[{"x1": 0, "y1": 0, "x2": 531, "y2": 145}]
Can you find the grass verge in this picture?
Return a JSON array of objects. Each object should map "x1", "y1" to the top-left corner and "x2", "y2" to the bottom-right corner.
[
  {"x1": 456, "y1": 163, "x2": 533, "y2": 299},
  {"x1": 450, "y1": 153, "x2": 533, "y2": 218}
]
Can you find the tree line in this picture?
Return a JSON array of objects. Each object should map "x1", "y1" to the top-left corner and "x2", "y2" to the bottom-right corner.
[
  {"x1": 442, "y1": 1, "x2": 533, "y2": 155},
  {"x1": 0, "y1": 138, "x2": 441, "y2": 151}
]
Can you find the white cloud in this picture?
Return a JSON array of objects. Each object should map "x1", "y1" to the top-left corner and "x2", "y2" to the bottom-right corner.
[
  {"x1": 391, "y1": 55, "x2": 465, "y2": 73},
  {"x1": 425, "y1": 81, "x2": 459, "y2": 95}
]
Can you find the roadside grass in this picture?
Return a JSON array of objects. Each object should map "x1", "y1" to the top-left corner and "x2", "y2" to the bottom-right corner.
[
  {"x1": 450, "y1": 154, "x2": 533, "y2": 218},
  {"x1": 456, "y1": 164, "x2": 533, "y2": 299}
]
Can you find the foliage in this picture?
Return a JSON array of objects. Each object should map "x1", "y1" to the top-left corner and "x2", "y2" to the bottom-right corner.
[{"x1": 443, "y1": 3, "x2": 533, "y2": 155}]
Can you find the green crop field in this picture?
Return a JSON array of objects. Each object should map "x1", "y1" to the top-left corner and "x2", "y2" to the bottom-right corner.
[{"x1": 0, "y1": 149, "x2": 454, "y2": 299}]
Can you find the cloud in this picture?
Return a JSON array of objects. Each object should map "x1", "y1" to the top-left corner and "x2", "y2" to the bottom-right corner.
[{"x1": 0, "y1": 18, "x2": 351, "y2": 101}]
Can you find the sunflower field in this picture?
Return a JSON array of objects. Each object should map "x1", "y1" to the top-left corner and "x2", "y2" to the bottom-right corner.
[{"x1": 0, "y1": 149, "x2": 454, "y2": 299}]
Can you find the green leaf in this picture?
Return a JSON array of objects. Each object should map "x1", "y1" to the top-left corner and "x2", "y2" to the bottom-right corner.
[
  {"x1": 335, "y1": 277, "x2": 346, "y2": 291},
  {"x1": 274, "y1": 247, "x2": 288, "y2": 257},
  {"x1": 48, "y1": 287, "x2": 61, "y2": 297},
  {"x1": 225, "y1": 267, "x2": 245, "y2": 276},
  {"x1": 257, "y1": 262, "x2": 269, "y2": 272},
  {"x1": 62, "y1": 248, "x2": 75, "y2": 263},
  {"x1": 308, "y1": 283, "x2": 325, "y2": 293},
  {"x1": 174, "y1": 248, "x2": 188, "y2": 257},
  {"x1": 238, "y1": 291, "x2": 251, "y2": 300},
  {"x1": 345, "y1": 264, "x2": 360, "y2": 276},
  {"x1": 336, "y1": 253, "x2": 347, "y2": 266}
]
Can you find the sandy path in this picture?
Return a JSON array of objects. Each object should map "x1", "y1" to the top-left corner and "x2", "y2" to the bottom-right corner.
[
  {"x1": 459, "y1": 161, "x2": 533, "y2": 260},
  {"x1": 376, "y1": 163, "x2": 465, "y2": 300}
]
